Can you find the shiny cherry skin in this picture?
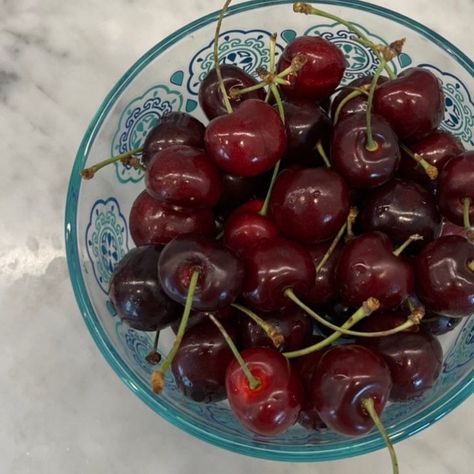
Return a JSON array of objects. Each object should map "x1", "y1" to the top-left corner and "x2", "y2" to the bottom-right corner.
[
  {"x1": 129, "y1": 191, "x2": 215, "y2": 246},
  {"x1": 331, "y1": 112, "x2": 401, "y2": 189},
  {"x1": 158, "y1": 235, "x2": 244, "y2": 311},
  {"x1": 359, "y1": 321, "x2": 443, "y2": 401},
  {"x1": 145, "y1": 145, "x2": 223, "y2": 209},
  {"x1": 360, "y1": 178, "x2": 441, "y2": 251},
  {"x1": 109, "y1": 246, "x2": 181, "y2": 331},
  {"x1": 438, "y1": 151, "x2": 474, "y2": 226},
  {"x1": 398, "y1": 130, "x2": 465, "y2": 194},
  {"x1": 440, "y1": 218, "x2": 467, "y2": 239},
  {"x1": 421, "y1": 312, "x2": 463, "y2": 335},
  {"x1": 269, "y1": 167, "x2": 350, "y2": 243},
  {"x1": 311, "y1": 344, "x2": 392, "y2": 436},
  {"x1": 141, "y1": 112, "x2": 205, "y2": 166},
  {"x1": 205, "y1": 99, "x2": 287, "y2": 177},
  {"x1": 336, "y1": 231, "x2": 415, "y2": 310},
  {"x1": 223, "y1": 209, "x2": 279, "y2": 255},
  {"x1": 305, "y1": 241, "x2": 342, "y2": 306},
  {"x1": 277, "y1": 36, "x2": 346, "y2": 101},
  {"x1": 373, "y1": 67, "x2": 444, "y2": 142},
  {"x1": 242, "y1": 238, "x2": 316, "y2": 312},
  {"x1": 330, "y1": 74, "x2": 388, "y2": 123},
  {"x1": 415, "y1": 235, "x2": 474, "y2": 318},
  {"x1": 226, "y1": 347, "x2": 303, "y2": 436},
  {"x1": 171, "y1": 320, "x2": 237, "y2": 402},
  {"x1": 217, "y1": 173, "x2": 260, "y2": 214},
  {"x1": 281, "y1": 99, "x2": 330, "y2": 163},
  {"x1": 198, "y1": 64, "x2": 265, "y2": 120},
  {"x1": 238, "y1": 307, "x2": 313, "y2": 352}
]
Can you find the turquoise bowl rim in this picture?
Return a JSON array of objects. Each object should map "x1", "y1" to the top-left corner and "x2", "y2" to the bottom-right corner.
[{"x1": 65, "y1": 0, "x2": 474, "y2": 462}]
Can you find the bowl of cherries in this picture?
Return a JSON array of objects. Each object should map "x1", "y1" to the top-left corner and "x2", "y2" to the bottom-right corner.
[{"x1": 66, "y1": 0, "x2": 473, "y2": 467}]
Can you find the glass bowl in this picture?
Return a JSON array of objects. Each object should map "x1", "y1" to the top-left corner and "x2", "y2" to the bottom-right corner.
[{"x1": 65, "y1": 0, "x2": 474, "y2": 462}]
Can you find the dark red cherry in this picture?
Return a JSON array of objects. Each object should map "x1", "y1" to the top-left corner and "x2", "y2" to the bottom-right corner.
[
  {"x1": 217, "y1": 173, "x2": 260, "y2": 214},
  {"x1": 171, "y1": 320, "x2": 237, "y2": 402},
  {"x1": 311, "y1": 344, "x2": 392, "y2": 436},
  {"x1": 198, "y1": 64, "x2": 266, "y2": 120},
  {"x1": 440, "y1": 218, "x2": 467, "y2": 239},
  {"x1": 170, "y1": 306, "x2": 232, "y2": 334},
  {"x1": 109, "y1": 246, "x2": 181, "y2": 331},
  {"x1": 316, "y1": 301, "x2": 357, "y2": 337},
  {"x1": 398, "y1": 130, "x2": 465, "y2": 193},
  {"x1": 438, "y1": 151, "x2": 474, "y2": 226},
  {"x1": 277, "y1": 36, "x2": 346, "y2": 100},
  {"x1": 269, "y1": 167, "x2": 350, "y2": 243},
  {"x1": 226, "y1": 347, "x2": 303, "y2": 436},
  {"x1": 421, "y1": 312, "x2": 463, "y2": 335},
  {"x1": 373, "y1": 67, "x2": 444, "y2": 142},
  {"x1": 238, "y1": 307, "x2": 313, "y2": 352},
  {"x1": 145, "y1": 145, "x2": 223, "y2": 209},
  {"x1": 336, "y1": 231, "x2": 415, "y2": 310},
  {"x1": 360, "y1": 324, "x2": 443, "y2": 401},
  {"x1": 141, "y1": 112, "x2": 205, "y2": 166},
  {"x1": 158, "y1": 235, "x2": 244, "y2": 311},
  {"x1": 415, "y1": 235, "x2": 474, "y2": 318},
  {"x1": 242, "y1": 238, "x2": 316, "y2": 312},
  {"x1": 205, "y1": 99, "x2": 287, "y2": 177},
  {"x1": 129, "y1": 191, "x2": 215, "y2": 246},
  {"x1": 356, "y1": 311, "x2": 419, "y2": 334},
  {"x1": 359, "y1": 178, "x2": 441, "y2": 251},
  {"x1": 331, "y1": 112, "x2": 400, "y2": 189}
]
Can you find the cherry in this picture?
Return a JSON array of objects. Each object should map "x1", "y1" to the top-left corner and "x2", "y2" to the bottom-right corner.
[
  {"x1": 359, "y1": 178, "x2": 441, "y2": 251},
  {"x1": 421, "y1": 312, "x2": 462, "y2": 335},
  {"x1": 359, "y1": 318, "x2": 443, "y2": 401},
  {"x1": 316, "y1": 301, "x2": 357, "y2": 337},
  {"x1": 237, "y1": 307, "x2": 313, "y2": 352},
  {"x1": 415, "y1": 235, "x2": 474, "y2": 318},
  {"x1": 398, "y1": 130, "x2": 465, "y2": 193},
  {"x1": 198, "y1": 64, "x2": 266, "y2": 120},
  {"x1": 171, "y1": 319, "x2": 237, "y2": 402},
  {"x1": 129, "y1": 190, "x2": 215, "y2": 246},
  {"x1": 205, "y1": 99, "x2": 287, "y2": 177},
  {"x1": 141, "y1": 112, "x2": 205, "y2": 166},
  {"x1": 109, "y1": 246, "x2": 181, "y2": 331},
  {"x1": 373, "y1": 67, "x2": 444, "y2": 142},
  {"x1": 277, "y1": 35, "x2": 346, "y2": 101},
  {"x1": 311, "y1": 344, "x2": 392, "y2": 435},
  {"x1": 438, "y1": 151, "x2": 474, "y2": 228},
  {"x1": 158, "y1": 235, "x2": 244, "y2": 311},
  {"x1": 331, "y1": 111, "x2": 400, "y2": 189},
  {"x1": 336, "y1": 231, "x2": 415, "y2": 310},
  {"x1": 241, "y1": 237, "x2": 315, "y2": 312},
  {"x1": 170, "y1": 307, "x2": 232, "y2": 334},
  {"x1": 269, "y1": 167, "x2": 350, "y2": 243},
  {"x1": 217, "y1": 173, "x2": 261, "y2": 214},
  {"x1": 356, "y1": 311, "x2": 419, "y2": 334},
  {"x1": 145, "y1": 145, "x2": 223, "y2": 209},
  {"x1": 440, "y1": 218, "x2": 468, "y2": 239},
  {"x1": 226, "y1": 347, "x2": 303, "y2": 436}
]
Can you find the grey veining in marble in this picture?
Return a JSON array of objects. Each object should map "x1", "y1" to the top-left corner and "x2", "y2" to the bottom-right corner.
[{"x1": 0, "y1": 1, "x2": 473, "y2": 473}]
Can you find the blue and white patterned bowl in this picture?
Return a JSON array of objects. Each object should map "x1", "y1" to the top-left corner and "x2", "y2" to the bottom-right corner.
[{"x1": 65, "y1": 0, "x2": 474, "y2": 461}]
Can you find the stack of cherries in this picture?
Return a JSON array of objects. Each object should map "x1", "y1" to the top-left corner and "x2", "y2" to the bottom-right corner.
[{"x1": 82, "y1": 1, "x2": 473, "y2": 470}]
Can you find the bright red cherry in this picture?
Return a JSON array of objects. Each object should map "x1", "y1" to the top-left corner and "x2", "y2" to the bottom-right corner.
[
  {"x1": 226, "y1": 347, "x2": 303, "y2": 436},
  {"x1": 205, "y1": 99, "x2": 287, "y2": 177},
  {"x1": 269, "y1": 167, "x2": 350, "y2": 243}
]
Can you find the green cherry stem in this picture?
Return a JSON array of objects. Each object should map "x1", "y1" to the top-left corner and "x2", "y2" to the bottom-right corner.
[
  {"x1": 346, "y1": 206, "x2": 358, "y2": 240},
  {"x1": 365, "y1": 59, "x2": 386, "y2": 152},
  {"x1": 208, "y1": 314, "x2": 261, "y2": 390},
  {"x1": 393, "y1": 233, "x2": 423, "y2": 256},
  {"x1": 80, "y1": 147, "x2": 144, "y2": 179},
  {"x1": 232, "y1": 303, "x2": 284, "y2": 349},
  {"x1": 463, "y1": 197, "x2": 473, "y2": 236},
  {"x1": 150, "y1": 270, "x2": 199, "y2": 394},
  {"x1": 292, "y1": 2, "x2": 396, "y2": 80},
  {"x1": 468, "y1": 260, "x2": 474, "y2": 272},
  {"x1": 283, "y1": 298, "x2": 380, "y2": 359},
  {"x1": 400, "y1": 143, "x2": 439, "y2": 180},
  {"x1": 333, "y1": 88, "x2": 366, "y2": 125},
  {"x1": 315, "y1": 139, "x2": 331, "y2": 167},
  {"x1": 213, "y1": 0, "x2": 234, "y2": 114},
  {"x1": 361, "y1": 398, "x2": 399, "y2": 474}
]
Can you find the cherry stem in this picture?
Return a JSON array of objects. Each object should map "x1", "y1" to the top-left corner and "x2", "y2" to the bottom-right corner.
[
  {"x1": 268, "y1": 33, "x2": 277, "y2": 76},
  {"x1": 208, "y1": 313, "x2": 261, "y2": 390},
  {"x1": 213, "y1": 0, "x2": 234, "y2": 114},
  {"x1": 150, "y1": 270, "x2": 199, "y2": 394},
  {"x1": 393, "y1": 233, "x2": 423, "y2": 256},
  {"x1": 463, "y1": 197, "x2": 472, "y2": 236},
  {"x1": 283, "y1": 298, "x2": 380, "y2": 359},
  {"x1": 333, "y1": 88, "x2": 365, "y2": 125},
  {"x1": 362, "y1": 398, "x2": 399, "y2": 474},
  {"x1": 284, "y1": 288, "x2": 424, "y2": 337},
  {"x1": 145, "y1": 331, "x2": 162, "y2": 365},
  {"x1": 315, "y1": 140, "x2": 331, "y2": 167},
  {"x1": 80, "y1": 147, "x2": 144, "y2": 179},
  {"x1": 232, "y1": 303, "x2": 284, "y2": 349},
  {"x1": 365, "y1": 59, "x2": 385, "y2": 152},
  {"x1": 346, "y1": 206, "x2": 358, "y2": 240},
  {"x1": 468, "y1": 260, "x2": 474, "y2": 272},
  {"x1": 229, "y1": 81, "x2": 267, "y2": 99},
  {"x1": 292, "y1": 3, "x2": 396, "y2": 79},
  {"x1": 400, "y1": 143, "x2": 438, "y2": 180}
]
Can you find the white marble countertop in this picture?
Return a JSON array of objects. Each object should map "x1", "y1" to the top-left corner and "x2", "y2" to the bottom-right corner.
[{"x1": 0, "y1": 0, "x2": 473, "y2": 473}]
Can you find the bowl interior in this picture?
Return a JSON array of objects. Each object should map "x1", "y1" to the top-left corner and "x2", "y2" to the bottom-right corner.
[{"x1": 66, "y1": 0, "x2": 474, "y2": 462}]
